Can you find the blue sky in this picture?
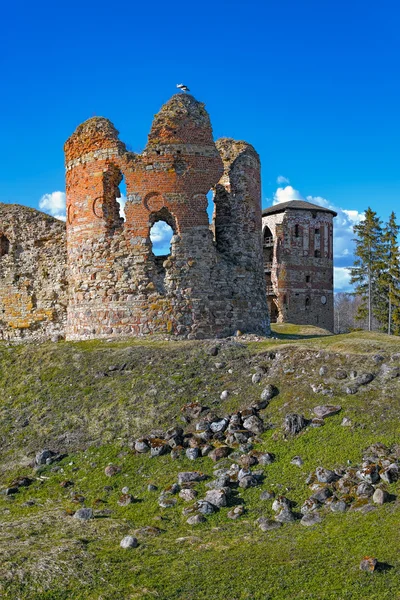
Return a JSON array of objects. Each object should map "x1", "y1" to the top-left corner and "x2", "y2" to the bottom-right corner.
[{"x1": 1, "y1": 0, "x2": 400, "y2": 289}]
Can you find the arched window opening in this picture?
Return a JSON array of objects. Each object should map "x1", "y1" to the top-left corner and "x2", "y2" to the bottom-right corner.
[
  {"x1": 314, "y1": 249, "x2": 321, "y2": 258},
  {"x1": 102, "y1": 165, "x2": 125, "y2": 227},
  {"x1": 149, "y1": 208, "x2": 176, "y2": 259},
  {"x1": 116, "y1": 177, "x2": 127, "y2": 220},
  {"x1": 305, "y1": 296, "x2": 311, "y2": 309},
  {"x1": 0, "y1": 234, "x2": 10, "y2": 257},
  {"x1": 263, "y1": 225, "x2": 274, "y2": 270},
  {"x1": 150, "y1": 221, "x2": 174, "y2": 257}
]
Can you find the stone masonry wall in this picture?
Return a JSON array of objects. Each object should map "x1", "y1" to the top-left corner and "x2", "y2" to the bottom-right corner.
[
  {"x1": 64, "y1": 94, "x2": 270, "y2": 340},
  {"x1": 262, "y1": 208, "x2": 334, "y2": 331},
  {"x1": 0, "y1": 204, "x2": 67, "y2": 341}
]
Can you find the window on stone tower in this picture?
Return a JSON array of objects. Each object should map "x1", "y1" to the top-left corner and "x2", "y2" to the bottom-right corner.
[
  {"x1": 116, "y1": 176, "x2": 127, "y2": 220},
  {"x1": 306, "y1": 275, "x2": 311, "y2": 283},
  {"x1": 0, "y1": 234, "x2": 10, "y2": 257},
  {"x1": 149, "y1": 208, "x2": 176, "y2": 258},
  {"x1": 315, "y1": 228, "x2": 320, "y2": 235},
  {"x1": 314, "y1": 249, "x2": 321, "y2": 258},
  {"x1": 150, "y1": 221, "x2": 174, "y2": 257},
  {"x1": 263, "y1": 226, "x2": 274, "y2": 265},
  {"x1": 294, "y1": 224, "x2": 300, "y2": 238},
  {"x1": 305, "y1": 297, "x2": 311, "y2": 309}
]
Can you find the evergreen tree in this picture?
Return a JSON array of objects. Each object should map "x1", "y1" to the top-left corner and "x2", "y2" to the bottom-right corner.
[
  {"x1": 349, "y1": 208, "x2": 383, "y2": 331},
  {"x1": 377, "y1": 212, "x2": 400, "y2": 335}
]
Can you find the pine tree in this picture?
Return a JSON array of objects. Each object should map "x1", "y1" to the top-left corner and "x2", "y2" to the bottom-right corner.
[
  {"x1": 378, "y1": 212, "x2": 400, "y2": 335},
  {"x1": 349, "y1": 208, "x2": 383, "y2": 331}
]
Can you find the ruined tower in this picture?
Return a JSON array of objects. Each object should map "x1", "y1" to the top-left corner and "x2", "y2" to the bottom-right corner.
[
  {"x1": 262, "y1": 200, "x2": 336, "y2": 331},
  {"x1": 64, "y1": 94, "x2": 270, "y2": 340}
]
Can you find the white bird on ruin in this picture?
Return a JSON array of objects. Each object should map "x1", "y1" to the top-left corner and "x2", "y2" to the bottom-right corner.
[{"x1": 176, "y1": 83, "x2": 190, "y2": 93}]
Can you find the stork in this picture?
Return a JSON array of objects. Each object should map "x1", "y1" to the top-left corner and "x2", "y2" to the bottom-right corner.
[{"x1": 176, "y1": 83, "x2": 190, "y2": 93}]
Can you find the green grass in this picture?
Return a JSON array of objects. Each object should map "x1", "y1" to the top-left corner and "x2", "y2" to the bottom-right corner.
[{"x1": 0, "y1": 326, "x2": 399, "y2": 599}]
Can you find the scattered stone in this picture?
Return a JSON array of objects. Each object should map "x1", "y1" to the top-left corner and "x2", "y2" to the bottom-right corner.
[
  {"x1": 291, "y1": 456, "x2": 304, "y2": 467},
  {"x1": 73, "y1": 508, "x2": 93, "y2": 521},
  {"x1": 186, "y1": 448, "x2": 200, "y2": 460},
  {"x1": 120, "y1": 535, "x2": 138, "y2": 549},
  {"x1": 372, "y1": 488, "x2": 390, "y2": 505},
  {"x1": 196, "y1": 500, "x2": 216, "y2": 515},
  {"x1": 258, "y1": 452, "x2": 275, "y2": 465},
  {"x1": 35, "y1": 449, "x2": 57, "y2": 465},
  {"x1": 357, "y1": 373, "x2": 375, "y2": 386},
  {"x1": 207, "y1": 346, "x2": 219, "y2": 356},
  {"x1": 380, "y1": 464, "x2": 399, "y2": 484},
  {"x1": 272, "y1": 496, "x2": 291, "y2": 512},
  {"x1": 241, "y1": 415, "x2": 263, "y2": 435},
  {"x1": 239, "y1": 475, "x2": 259, "y2": 489},
  {"x1": 257, "y1": 517, "x2": 282, "y2": 531},
  {"x1": 301, "y1": 498, "x2": 320, "y2": 514},
  {"x1": 301, "y1": 513, "x2": 322, "y2": 526},
  {"x1": 313, "y1": 405, "x2": 341, "y2": 419},
  {"x1": 150, "y1": 439, "x2": 169, "y2": 457},
  {"x1": 204, "y1": 489, "x2": 228, "y2": 508},
  {"x1": 147, "y1": 484, "x2": 158, "y2": 492},
  {"x1": 10, "y1": 477, "x2": 33, "y2": 488},
  {"x1": 284, "y1": 413, "x2": 308, "y2": 435},
  {"x1": 209, "y1": 447, "x2": 231, "y2": 462},
  {"x1": 359, "y1": 556, "x2": 378, "y2": 572},
  {"x1": 179, "y1": 489, "x2": 198, "y2": 502},
  {"x1": 60, "y1": 480, "x2": 74, "y2": 488},
  {"x1": 2, "y1": 487, "x2": 18, "y2": 496},
  {"x1": 259, "y1": 384, "x2": 279, "y2": 406},
  {"x1": 158, "y1": 494, "x2": 177, "y2": 508},
  {"x1": 252, "y1": 372, "x2": 263, "y2": 384},
  {"x1": 118, "y1": 494, "x2": 134, "y2": 506},
  {"x1": 310, "y1": 487, "x2": 332, "y2": 503},
  {"x1": 220, "y1": 390, "x2": 229, "y2": 400},
  {"x1": 227, "y1": 506, "x2": 244, "y2": 519},
  {"x1": 356, "y1": 465, "x2": 380, "y2": 484},
  {"x1": 178, "y1": 472, "x2": 205, "y2": 485},
  {"x1": 260, "y1": 490, "x2": 275, "y2": 500},
  {"x1": 134, "y1": 439, "x2": 150, "y2": 453},
  {"x1": 335, "y1": 369, "x2": 347, "y2": 380},
  {"x1": 356, "y1": 482, "x2": 374, "y2": 498},
  {"x1": 104, "y1": 465, "x2": 121, "y2": 477},
  {"x1": 345, "y1": 386, "x2": 358, "y2": 395},
  {"x1": 275, "y1": 507, "x2": 296, "y2": 523},
  {"x1": 186, "y1": 514, "x2": 206, "y2": 525},
  {"x1": 330, "y1": 499, "x2": 347, "y2": 513},
  {"x1": 315, "y1": 467, "x2": 338, "y2": 484},
  {"x1": 341, "y1": 417, "x2": 352, "y2": 427},
  {"x1": 210, "y1": 418, "x2": 229, "y2": 433}
]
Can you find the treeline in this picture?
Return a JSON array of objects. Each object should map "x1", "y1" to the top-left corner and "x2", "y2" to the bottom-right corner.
[{"x1": 345, "y1": 208, "x2": 400, "y2": 335}]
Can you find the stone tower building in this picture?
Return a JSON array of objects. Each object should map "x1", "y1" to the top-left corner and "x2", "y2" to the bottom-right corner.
[
  {"x1": 262, "y1": 200, "x2": 336, "y2": 331},
  {"x1": 64, "y1": 94, "x2": 270, "y2": 340}
]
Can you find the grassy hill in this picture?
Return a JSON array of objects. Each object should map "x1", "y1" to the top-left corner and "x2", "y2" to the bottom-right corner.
[{"x1": 0, "y1": 326, "x2": 399, "y2": 599}]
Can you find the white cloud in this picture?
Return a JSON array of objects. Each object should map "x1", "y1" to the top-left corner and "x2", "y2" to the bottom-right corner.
[
  {"x1": 117, "y1": 194, "x2": 126, "y2": 218},
  {"x1": 273, "y1": 185, "x2": 303, "y2": 204},
  {"x1": 334, "y1": 267, "x2": 352, "y2": 291},
  {"x1": 276, "y1": 175, "x2": 290, "y2": 185},
  {"x1": 39, "y1": 191, "x2": 66, "y2": 221},
  {"x1": 150, "y1": 221, "x2": 174, "y2": 255}
]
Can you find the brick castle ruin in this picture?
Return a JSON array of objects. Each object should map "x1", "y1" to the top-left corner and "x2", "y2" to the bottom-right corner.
[
  {"x1": 0, "y1": 94, "x2": 270, "y2": 341},
  {"x1": 0, "y1": 94, "x2": 336, "y2": 342},
  {"x1": 262, "y1": 200, "x2": 337, "y2": 331}
]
